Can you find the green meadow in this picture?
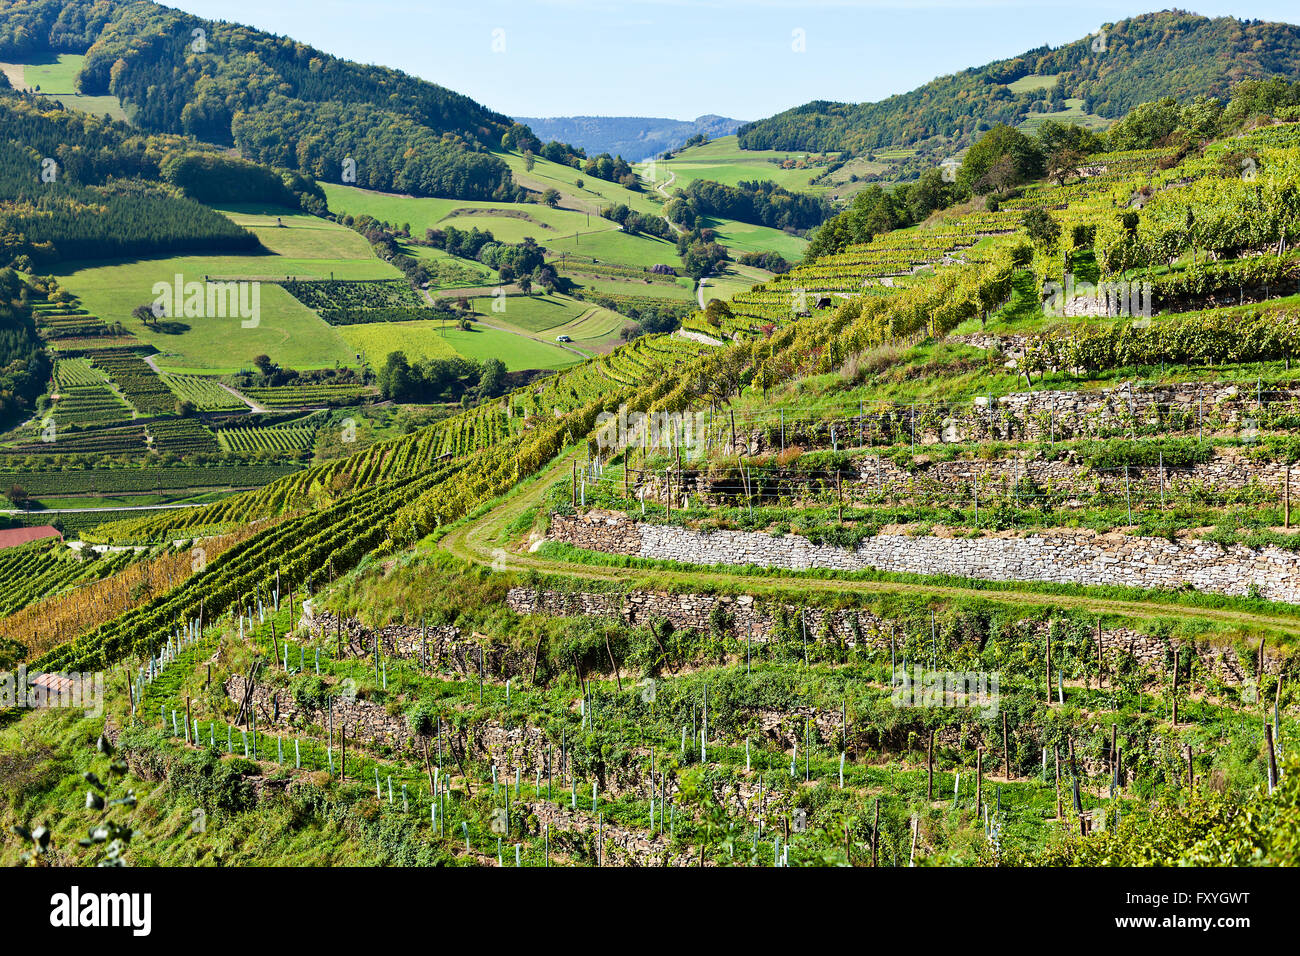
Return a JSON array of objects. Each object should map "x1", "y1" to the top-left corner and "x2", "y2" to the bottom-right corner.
[
  {"x1": 341, "y1": 320, "x2": 582, "y2": 371},
  {"x1": 53, "y1": 256, "x2": 358, "y2": 372},
  {"x1": 0, "y1": 53, "x2": 128, "y2": 121}
]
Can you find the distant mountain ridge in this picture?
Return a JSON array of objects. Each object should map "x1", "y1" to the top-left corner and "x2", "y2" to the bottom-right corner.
[
  {"x1": 513, "y1": 114, "x2": 743, "y2": 160},
  {"x1": 739, "y1": 11, "x2": 1300, "y2": 155}
]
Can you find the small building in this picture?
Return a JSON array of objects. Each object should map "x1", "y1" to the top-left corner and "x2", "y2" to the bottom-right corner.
[{"x1": 0, "y1": 525, "x2": 62, "y2": 551}]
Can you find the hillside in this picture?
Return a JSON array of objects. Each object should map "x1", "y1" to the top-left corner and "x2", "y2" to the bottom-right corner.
[
  {"x1": 0, "y1": 0, "x2": 521, "y2": 200},
  {"x1": 739, "y1": 11, "x2": 1300, "y2": 173},
  {"x1": 514, "y1": 114, "x2": 744, "y2": 162},
  {"x1": 1, "y1": 4, "x2": 1300, "y2": 891},
  {"x1": 2, "y1": 75, "x2": 1299, "y2": 877}
]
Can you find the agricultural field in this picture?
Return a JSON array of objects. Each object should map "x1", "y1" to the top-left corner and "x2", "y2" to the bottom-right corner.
[
  {"x1": 340, "y1": 319, "x2": 583, "y2": 372},
  {"x1": 0, "y1": 53, "x2": 129, "y2": 121},
  {"x1": 52, "y1": 257, "x2": 361, "y2": 372},
  {"x1": 7, "y1": 0, "x2": 1300, "y2": 899},
  {"x1": 161, "y1": 374, "x2": 250, "y2": 411},
  {"x1": 645, "y1": 134, "x2": 844, "y2": 193},
  {"x1": 321, "y1": 183, "x2": 608, "y2": 245},
  {"x1": 216, "y1": 419, "x2": 321, "y2": 456},
  {"x1": 500, "y1": 149, "x2": 664, "y2": 217}
]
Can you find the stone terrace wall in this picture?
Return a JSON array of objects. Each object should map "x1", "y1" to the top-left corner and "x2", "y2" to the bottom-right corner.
[
  {"x1": 549, "y1": 510, "x2": 1300, "y2": 605},
  {"x1": 650, "y1": 446, "x2": 1287, "y2": 508},
  {"x1": 717, "y1": 380, "x2": 1300, "y2": 456},
  {"x1": 506, "y1": 587, "x2": 1277, "y2": 682}
]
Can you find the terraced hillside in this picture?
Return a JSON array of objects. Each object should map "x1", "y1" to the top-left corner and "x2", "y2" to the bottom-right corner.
[{"x1": 6, "y1": 89, "x2": 1300, "y2": 875}]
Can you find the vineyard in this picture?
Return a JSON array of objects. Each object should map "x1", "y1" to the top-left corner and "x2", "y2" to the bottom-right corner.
[
  {"x1": 0, "y1": 539, "x2": 136, "y2": 618},
  {"x1": 217, "y1": 419, "x2": 322, "y2": 456},
  {"x1": 161, "y1": 374, "x2": 250, "y2": 411},
  {"x1": 242, "y1": 385, "x2": 377, "y2": 409},
  {"x1": 88, "y1": 350, "x2": 179, "y2": 417},
  {"x1": 6, "y1": 26, "x2": 1300, "y2": 885}
]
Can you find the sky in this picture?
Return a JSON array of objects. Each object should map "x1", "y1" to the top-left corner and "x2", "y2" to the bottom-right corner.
[{"x1": 168, "y1": 0, "x2": 1300, "y2": 121}]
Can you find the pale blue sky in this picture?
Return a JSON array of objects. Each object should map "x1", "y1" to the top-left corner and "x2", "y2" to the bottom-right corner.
[{"x1": 168, "y1": 1, "x2": 1300, "y2": 120}]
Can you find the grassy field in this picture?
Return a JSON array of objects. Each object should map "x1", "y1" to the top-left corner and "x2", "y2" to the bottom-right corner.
[
  {"x1": 465, "y1": 293, "x2": 588, "y2": 332},
  {"x1": 644, "y1": 135, "x2": 841, "y2": 194},
  {"x1": 1018, "y1": 97, "x2": 1112, "y2": 135},
  {"x1": 701, "y1": 217, "x2": 809, "y2": 259},
  {"x1": 340, "y1": 319, "x2": 582, "y2": 371},
  {"x1": 400, "y1": 245, "x2": 494, "y2": 289},
  {"x1": 561, "y1": 272, "x2": 696, "y2": 301},
  {"x1": 500, "y1": 150, "x2": 664, "y2": 217},
  {"x1": 53, "y1": 256, "x2": 358, "y2": 372},
  {"x1": 214, "y1": 205, "x2": 389, "y2": 263},
  {"x1": 321, "y1": 183, "x2": 609, "y2": 243},
  {"x1": 0, "y1": 53, "x2": 128, "y2": 121},
  {"x1": 1007, "y1": 73, "x2": 1060, "y2": 93},
  {"x1": 543, "y1": 229, "x2": 680, "y2": 269}
]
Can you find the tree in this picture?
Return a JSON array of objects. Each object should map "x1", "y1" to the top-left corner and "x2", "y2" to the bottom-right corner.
[
  {"x1": 703, "y1": 298, "x2": 733, "y2": 327},
  {"x1": 542, "y1": 188, "x2": 560, "y2": 207},
  {"x1": 959, "y1": 124, "x2": 1043, "y2": 195},
  {"x1": 479, "y1": 358, "x2": 506, "y2": 398},
  {"x1": 253, "y1": 354, "x2": 275, "y2": 377},
  {"x1": 1047, "y1": 147, "x2": 1087, "y2": 186},
  {"x1": 6, "y1": 483, "x2": 28, "y2": 509},
  {"x1": 1021, "y1": 208, "x2": 1061, "y2": 248}
]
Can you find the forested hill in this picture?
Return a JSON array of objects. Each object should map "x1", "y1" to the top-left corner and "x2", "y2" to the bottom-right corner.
[
  {"x1": 739, "y1": 11, "x2": 1300, "y2": 154},
  {"x1": 0, "y1": 0, "x2": 522, "y2": 201},
  {"x1": 513, "y1": 114, "x2": 743, "y2": 161}
]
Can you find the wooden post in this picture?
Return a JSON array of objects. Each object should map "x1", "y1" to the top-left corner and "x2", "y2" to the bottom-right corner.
[
  {"x1": 1265, "y1": 723, "x2": 1280, "y2": 791},
  {"x1": 1068, "y1": 737, "x2": 1082, "y2": 814},
  {"x1": 976, "y1": 747, "x2": 982, "y2": 819},
  {"x1": 730, "y1": 407, "x2": 737, "y2": 455},
  {"x1": 340, "y1": 724, "x2": 346, "y2": 781},
  {"x1": 1097, "y1": 619, "x2": 1103, "y2": 689},
  {"x1": 836, "y1": 471, "x2": 843, "y2": 524},
  {"x1": 1046, "y1": 627, "x2": 1052, "y2": 705},
  {"x1": 1053, "y1": 746, "x2": 1061, "y2": 819},
  {"x1": 1171, "y1": 646, "x2": 1179, "y2": 726},
  {"x1": 927, "y1": 730, "x2": 934, "y2": 799},
  {"x1": 604, "y1": 631, "x2": 622, "y2": 692},
  {"x1": 1287, "y1": 464, "x2": 1292, "y2": 529},
  {"x1": 665, "y1": 469, "x2": 672, "y2": 519},
  {"x1": 1186, "y1": 745, "x2": 1194, "y2": 795},
  {"x1": 872, "y1": 798, "x2": 879, "y2": 867},
  {"x1": 185, "y1": 696, "x2": 191, "y2": 744},
  {"x1": 571, "y1": 460, "x2": 577, "y2": 508},
  {"x1": 1002, "y1": 712, "x2": 1010, "y2": 780},
  {"x1": 1111, "y1": 724, "x2": 1118, "y2": 784}
]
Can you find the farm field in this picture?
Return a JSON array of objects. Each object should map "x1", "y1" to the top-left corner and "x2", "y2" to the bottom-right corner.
[
  {"x1": 644, "y1": 134, "x2": 842, "y2": 193},
  {"x1": 321, "y1": 183, "x2": 609, "y2": 244},
  {"x1": 0, "y1": 53, "x2": 129, "y2": 120},
  {"x1": 340, "y1": 318, "x2": 583, "y2": 371},
  {"x1": 214, "y1": 205, "x2": 388, "y2": 262},
  {"x1": 500, "y1": 150, "x2": 664, "y2": 217},
  {"x1": 52, "y1": 257, "x2": 360, "y2": 372}
]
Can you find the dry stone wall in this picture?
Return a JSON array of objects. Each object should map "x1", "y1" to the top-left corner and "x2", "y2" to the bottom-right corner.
[
  {"x1": 549, "y1": 510, "x2": 1300, "y2": 606},
  {"x1": 710, "y1": 380, "x2": 1300, "y2": 456},
  {"x1": 506, "y1": 586, "x2": 1277, "y2": 681}
]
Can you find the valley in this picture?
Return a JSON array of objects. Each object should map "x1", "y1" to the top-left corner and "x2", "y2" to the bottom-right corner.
[{"x1": 0, "y1": 1, "x2": 1295, "y2": 898}]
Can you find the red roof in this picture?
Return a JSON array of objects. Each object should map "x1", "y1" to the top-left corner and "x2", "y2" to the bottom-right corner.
[{"x1": 0, "y1": 525, "x2": 63, "y2": 550}]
